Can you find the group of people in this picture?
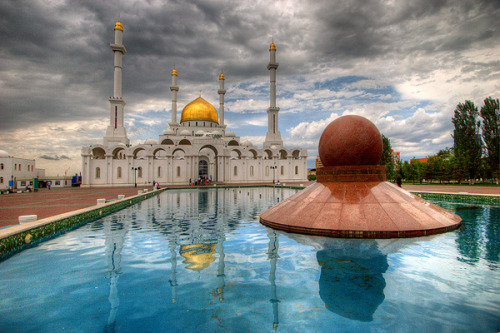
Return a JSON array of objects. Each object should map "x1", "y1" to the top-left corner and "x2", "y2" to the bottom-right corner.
[
  {"x1": 152, "y1": 181, "x2": 161, "y2": 190},
  {"x1": 189, "y1": 176, "x2": 212, "y2": 186}
]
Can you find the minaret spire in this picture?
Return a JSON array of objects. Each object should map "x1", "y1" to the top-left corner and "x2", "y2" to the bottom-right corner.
[
  {"x1": 104, "y1": 20, "x2": 129, "y2": 146},
  {"x1": 218, "y1": 72, "x2": 226, "y2": 128},
  {"x1": 170, "y1": 68, "x2": 179, "y2": 125},
  {"x1": 264, "y1": 41, "x2": 283, "y2": 148}
]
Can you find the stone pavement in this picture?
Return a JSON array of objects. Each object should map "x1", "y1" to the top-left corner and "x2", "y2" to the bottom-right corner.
[
  {"x1": 0, "y1": 186, "x2": 153, "y2": 228},
  {"x1": 402, "y1": 184, "x2": 500, "y2": 195},
  {"x1": 0, "y1": 182, "x2": 498, "y2": 228}
]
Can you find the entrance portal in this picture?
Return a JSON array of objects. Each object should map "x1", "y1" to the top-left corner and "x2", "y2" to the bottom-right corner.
[{"x1": 199, "y1": 160, "x2": 208, "y2": 178}]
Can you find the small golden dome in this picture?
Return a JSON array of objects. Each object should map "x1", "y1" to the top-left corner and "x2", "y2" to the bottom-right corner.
[
  {"x1": 181, "y1": 96, "x2": 219, "y2": 124},
  {"x1": 219, "y1": 73, "x2": 224, "y2": 80},
  {"x1": 114, "y1": 21, "x2": 123, "y2": 31},
  {"x1": 270, "y1": 42, "x2": 276, "y2": 51},
  {"x1": 172, "y1": 68, "x2": 178, "y2": 76}
]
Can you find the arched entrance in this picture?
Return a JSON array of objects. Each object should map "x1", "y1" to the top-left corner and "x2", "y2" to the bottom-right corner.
[
  {"x1": 198, "y1": 145, "x2": 218, "y2": 182},
  {"x1": 198, "y1": 159, "x2": 208, "y2": 177}
]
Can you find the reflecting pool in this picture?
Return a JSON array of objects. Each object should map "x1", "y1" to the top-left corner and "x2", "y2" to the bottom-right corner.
[{"x1": 0, "y1": 188, "x2": 499, "y2": 332}]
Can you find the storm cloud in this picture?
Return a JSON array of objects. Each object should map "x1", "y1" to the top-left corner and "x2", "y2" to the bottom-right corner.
[{"x1": 0, "y1": 0, "x2": 499, "y2": 174}]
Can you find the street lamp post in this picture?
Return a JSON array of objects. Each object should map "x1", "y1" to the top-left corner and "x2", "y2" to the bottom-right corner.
[
  {"x1": 270, "y1": 165, "x2": 277, "y2": 185},
  {"x1": 131, "y1": 167, "x2": 138, "y2": 187}
]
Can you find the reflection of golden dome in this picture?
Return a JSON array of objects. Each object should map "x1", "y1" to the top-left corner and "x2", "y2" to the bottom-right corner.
[
  {"x1": 180, "y1": 244, "x2": 217, "y2": 272},
  {"x1": 219, "y1": 73, "x2": 224, "y2": 80},
  {"x1": 172, "y1": 68, "x2": 178, "y2": 76},
  {"x1": 270, "y1": 42, "x2": 276, "y2": 51},
  {"x1": 114, "y1": 21, "x2": 123, "y2": 31},
  {"x1": 181, "y1": 97, "x2": 219, "y2": 124}
]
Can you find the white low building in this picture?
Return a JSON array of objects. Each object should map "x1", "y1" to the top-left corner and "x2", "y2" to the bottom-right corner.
[
  {"x1": 0, "y1": 150, "x2": 43, "y2": 191},
  {"x1": 81, "y1": 21, "x2": 307, "y2": 187}
]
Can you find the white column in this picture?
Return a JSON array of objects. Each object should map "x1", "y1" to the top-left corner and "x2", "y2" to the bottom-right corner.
[
  {"x1": 264, "y1": 43, "x2": 283, "y2": 148},
  {"x1": 147, "y1": 154, "x2": 154, "y2": 184},
  {"x1": 105, "y1": 21, "x2": 129, "y2": 146},
  {"x1": 218, "y1": 73, "x2": 226, "y2": 127},
  {"x1": 106, "y1": 154, "x2": 113, "y2": 184},
  {"x1": 170, "y1": 69, "x2": 179, "y2": 124}
]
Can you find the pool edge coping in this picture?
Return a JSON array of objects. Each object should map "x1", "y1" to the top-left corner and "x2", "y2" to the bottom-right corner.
[{"x1": 0, "y1": 188, "x2": 167, "y2": 261}]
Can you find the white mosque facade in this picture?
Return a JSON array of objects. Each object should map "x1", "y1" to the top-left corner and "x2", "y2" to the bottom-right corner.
[{"x1": 81, "y1": 21, "x2": 307, "y2": 187}]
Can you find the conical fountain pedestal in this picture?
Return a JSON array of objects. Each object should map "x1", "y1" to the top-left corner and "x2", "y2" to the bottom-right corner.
[{"x1": 260, "y1": 115, "x2": 461, "y2": 238}]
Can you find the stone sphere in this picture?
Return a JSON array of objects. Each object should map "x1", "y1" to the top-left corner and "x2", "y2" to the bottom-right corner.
[{"x1": 318, "y1": 115, "x2": 383, "y2": 167}]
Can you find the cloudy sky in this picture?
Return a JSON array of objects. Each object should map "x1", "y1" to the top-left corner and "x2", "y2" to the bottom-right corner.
[{"x1": 1, "y1": 0, "x2": 499, "y2": 175}]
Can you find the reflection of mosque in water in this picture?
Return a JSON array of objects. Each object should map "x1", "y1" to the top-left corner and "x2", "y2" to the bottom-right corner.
[
  {"x1": 99, "y1": 188, "x2": 424, "y2": 329},
  {"x1": 100, "y1": 188, "x2": 292, "y2": 330}
]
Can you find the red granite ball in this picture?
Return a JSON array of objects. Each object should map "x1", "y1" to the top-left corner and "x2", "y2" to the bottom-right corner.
[{"x1": 318, "y1": 115, "x2": 383, "y2": 166}]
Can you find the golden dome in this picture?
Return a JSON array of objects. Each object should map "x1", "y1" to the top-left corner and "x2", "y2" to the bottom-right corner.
[
  {"x1": 180, "y1": 244, "x2": 217, "y2": 272},
  {"x1": 114, "y1": 21, "x2": 123, "y2": 31},
  {"x1": 181, "y1": 96, "x2": 219, "y2": 124},
  {"x1": 270, "y1": 42, "x2": 276, "y2": 51},
  {"x1": 219, "y1": 73, "x2": 224, "y2": 80},
  {"x1": 172, "y1": 68, "x2": 178, "y2": 76}
]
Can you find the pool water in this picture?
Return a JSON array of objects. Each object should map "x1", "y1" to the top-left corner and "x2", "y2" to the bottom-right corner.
[{"x1": 0, "y1": 188, "x2": 499, "y2": 332}]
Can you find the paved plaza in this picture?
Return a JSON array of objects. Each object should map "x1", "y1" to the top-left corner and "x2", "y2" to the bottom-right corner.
[{"x1": 0, "y1": 183, "x2": 498, "y2": 228}]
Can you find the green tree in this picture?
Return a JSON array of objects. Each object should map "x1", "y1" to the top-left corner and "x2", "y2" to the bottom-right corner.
[
  {"x1": 425, "y1": 155, "x2": 441, "y2": 183},
  {"x1": 380, "y1": 135, "x2": 396, "y2": 181},
  {"x1": 452, "y1": 100, "x2": 482, "y2": 183},
  {"x1": 401, "y1": 160, "x2": 410, "y2": 181},
  {"x1": 437, "y1": 148, "x2": 454, "y2": 183},
  {"x1": 396, "y1": 159, "x2": 403, "y2": 178},
  {"x1": 405, "y1": 159, "x2": 424, "y2": 184},
  {"x1": 480, "y1": 97, "x2": 500, "y2": 183}
]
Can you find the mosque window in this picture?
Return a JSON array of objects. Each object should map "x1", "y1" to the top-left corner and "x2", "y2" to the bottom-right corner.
[
  {"x1": 19, "y1": 164, "x2": 21, "y2": 171},
  {"x1": 138, "y1": 167, "x2": 143, "y2": 178},
  {"x1": 0, "y1": 177, "x2": 3, "y2": 183},
  {"x1": 250, "y1": 166, "x2": 254, "y2": 177},
  {"x1": 177, "y1": 166, "x2": 181, "y2": 177},
  {"x1": 158, "y1": 166, "x2": 161, "y2": 177},
  {"x1": 14, "y1": 164, "x2": 17, "y2": 170},
  {"x1": 281, "y1": 166, "x2": 284, "y2": 175},
  {"x1": 273, "y1": 115, "x2": 276, "y2": 133},
  {"x1": 117, "y1": 167, "x2": 122, "y2": 178},
  {"x1": 234, "y1": 166, "x2": 238, "y2": 176},
  {"x1": 95, "y1": 167, "x2": 101, "y2": 179},
  {"x1": 1, "y1": 163, "x2": 4, "y2": 170},
  {"x1": 295, "y1": 166, "x2": 299, "y2": 175},
  {"x1": 115, "y1": 106, "x2": 118, "y2": 129},
  {"x1": 196, "y1": 122, "x2": 198, "y2": 126}
]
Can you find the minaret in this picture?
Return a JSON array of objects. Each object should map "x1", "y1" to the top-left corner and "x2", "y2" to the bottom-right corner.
[
  {"x1": 169, "y1": 68, "x2": 179, "y2": 126},
  {"x1": 104, "y1": 20, "x2": 129, "y2": 146},
  {"x1": 218, "y1": 73, "x2": 226, "y2": 128},
  {"x1": 264, "y1": 42, "x2": 283, "y2": 148}
]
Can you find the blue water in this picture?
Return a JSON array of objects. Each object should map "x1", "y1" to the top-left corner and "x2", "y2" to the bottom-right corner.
[{"x1": 0, "y1": 188, "x2": 499, "y2": 332}]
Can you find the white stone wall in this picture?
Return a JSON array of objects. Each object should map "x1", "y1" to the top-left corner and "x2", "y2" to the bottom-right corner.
[
  {"x1": 82, "y1": 141, "x2": 307, "y2": 187},
  {"x1": 0, "y1": 157, "x2": 37, "y2": 190}
]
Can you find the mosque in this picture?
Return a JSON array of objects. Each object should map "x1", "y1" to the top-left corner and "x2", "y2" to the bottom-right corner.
[{"x1": 81, "y1": 21, "x2": 307, "y2": 187}]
